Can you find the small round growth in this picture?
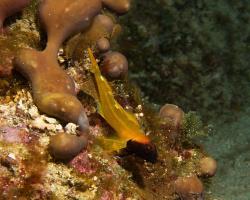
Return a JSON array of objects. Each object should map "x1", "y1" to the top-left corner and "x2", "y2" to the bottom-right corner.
[
  {"x1": 70, "y1": 14, "x2": 115, "y2": 59},
  {"x1": 96, "y1": 37, "x2": 110, "y2": 53},
  {"x1": 174, "y1": 176, "x2": 204, "y2": 200},
  {"x1": 159, "y1": 104, "x2": 184, "y2": 129},
  {"x1": 48, "y1": 133, "x2": 88, "y2": 161},
  {"x1": 199, "y1": 156, "x2": 217, "y2": 177},
  {"x1": 94, "y1": 14, "x2": 115, "y2": 34},
  {"x1": 101, "y1": 51, "x2": 128, "y2": 80},
  {"x1": 102, "y1": 0, "x2": 131, "y2": 14}
]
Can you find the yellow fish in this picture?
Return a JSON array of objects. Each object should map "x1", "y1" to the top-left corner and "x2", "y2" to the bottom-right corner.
[
  {"x1": 88, "y1": 48, "x2": 150, "y2": 143},
  {"x1": 87, "y1": 48, "x2": 157, "y2": 162}
]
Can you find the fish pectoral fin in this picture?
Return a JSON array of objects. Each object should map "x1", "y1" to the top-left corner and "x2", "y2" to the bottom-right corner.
[
  {"x1": 95, "y1": 136, "x2": 127, "y2": 152},
  {"x1": 80, "y1": 77, "x2": 99, "y2": 101}
]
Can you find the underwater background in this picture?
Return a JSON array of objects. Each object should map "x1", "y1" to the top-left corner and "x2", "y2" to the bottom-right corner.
[
  {"x1": 120, "y1": 0, "x2": 250, "y2": 199},
  {"x1": 0, "y1": 0, "x2": 249, "y2": 199}
]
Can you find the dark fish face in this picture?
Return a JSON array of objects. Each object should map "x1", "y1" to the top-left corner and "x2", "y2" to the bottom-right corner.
[{"x1": 126, "y1": 140, "x2": 158, "y2": 163}]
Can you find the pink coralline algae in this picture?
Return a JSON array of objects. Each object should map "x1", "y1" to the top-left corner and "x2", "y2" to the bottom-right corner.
[
  {"x1": 100, "y1": 190, "x2": 115, "y2": 200},
  {"x1": 69, "y1": 151, "x2": 98, "y2": 174},
  {"x1": 0, "y1": 127, "x2": 30, "y2": 144}
]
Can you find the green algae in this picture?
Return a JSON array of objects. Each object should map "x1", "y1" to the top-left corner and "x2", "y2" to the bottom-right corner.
[{"x1": 182, "y1": 111, "x2": 207, "y2": 140}]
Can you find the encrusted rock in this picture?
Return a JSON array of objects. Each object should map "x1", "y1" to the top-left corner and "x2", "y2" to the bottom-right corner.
[
  {"x1": 64, "y1": 123, "x2": 78, "y2": 134},
  {"x1": 30, "y1": 115, "x2": 63, "y2": 132}
]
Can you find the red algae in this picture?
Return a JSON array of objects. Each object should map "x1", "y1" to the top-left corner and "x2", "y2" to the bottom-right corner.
[
  {"x1": 0, "y1": 130, "x2": 49, "y2": 199},
  {"x1": 70, "y1": 151, "x2": 98, "y2": 174},
  {"x1": 0, "y1": 127, "x2": 30, "y2": 144}
]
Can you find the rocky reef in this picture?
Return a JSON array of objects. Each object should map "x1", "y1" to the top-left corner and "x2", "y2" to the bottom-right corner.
[{"x1": 0, "y1": 0, "x2": 218, "y2": 199}]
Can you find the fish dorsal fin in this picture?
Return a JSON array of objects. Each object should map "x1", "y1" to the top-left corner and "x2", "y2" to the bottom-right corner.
[{"x1": 97, "y1": 76, "x2": 141, "y2": 130}]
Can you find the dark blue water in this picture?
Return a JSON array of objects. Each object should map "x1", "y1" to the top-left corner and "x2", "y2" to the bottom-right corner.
[{"x1": 121, "y1": 1, "x2": 250, "y2": 199}]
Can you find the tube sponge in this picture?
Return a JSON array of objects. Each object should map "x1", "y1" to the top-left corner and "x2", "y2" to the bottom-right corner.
[
  {"x1": 0, "y1": 0, "x2": 30, "y2": 28},
  {"x1": 14, "y1": 49, "x2": 89, "y2": 132},
  {"x1": 39, "y1": 0, "x2": 102, "y2": 55}
]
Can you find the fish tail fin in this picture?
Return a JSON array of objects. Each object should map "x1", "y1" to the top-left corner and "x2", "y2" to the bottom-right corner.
[{"x1": 87, "y1": 48, "x2": 101, "y2": 75}]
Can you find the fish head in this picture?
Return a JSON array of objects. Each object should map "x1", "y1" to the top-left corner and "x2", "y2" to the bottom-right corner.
[{"x1": 126, "y1": 140, "x2": 158, "y2": 163}]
